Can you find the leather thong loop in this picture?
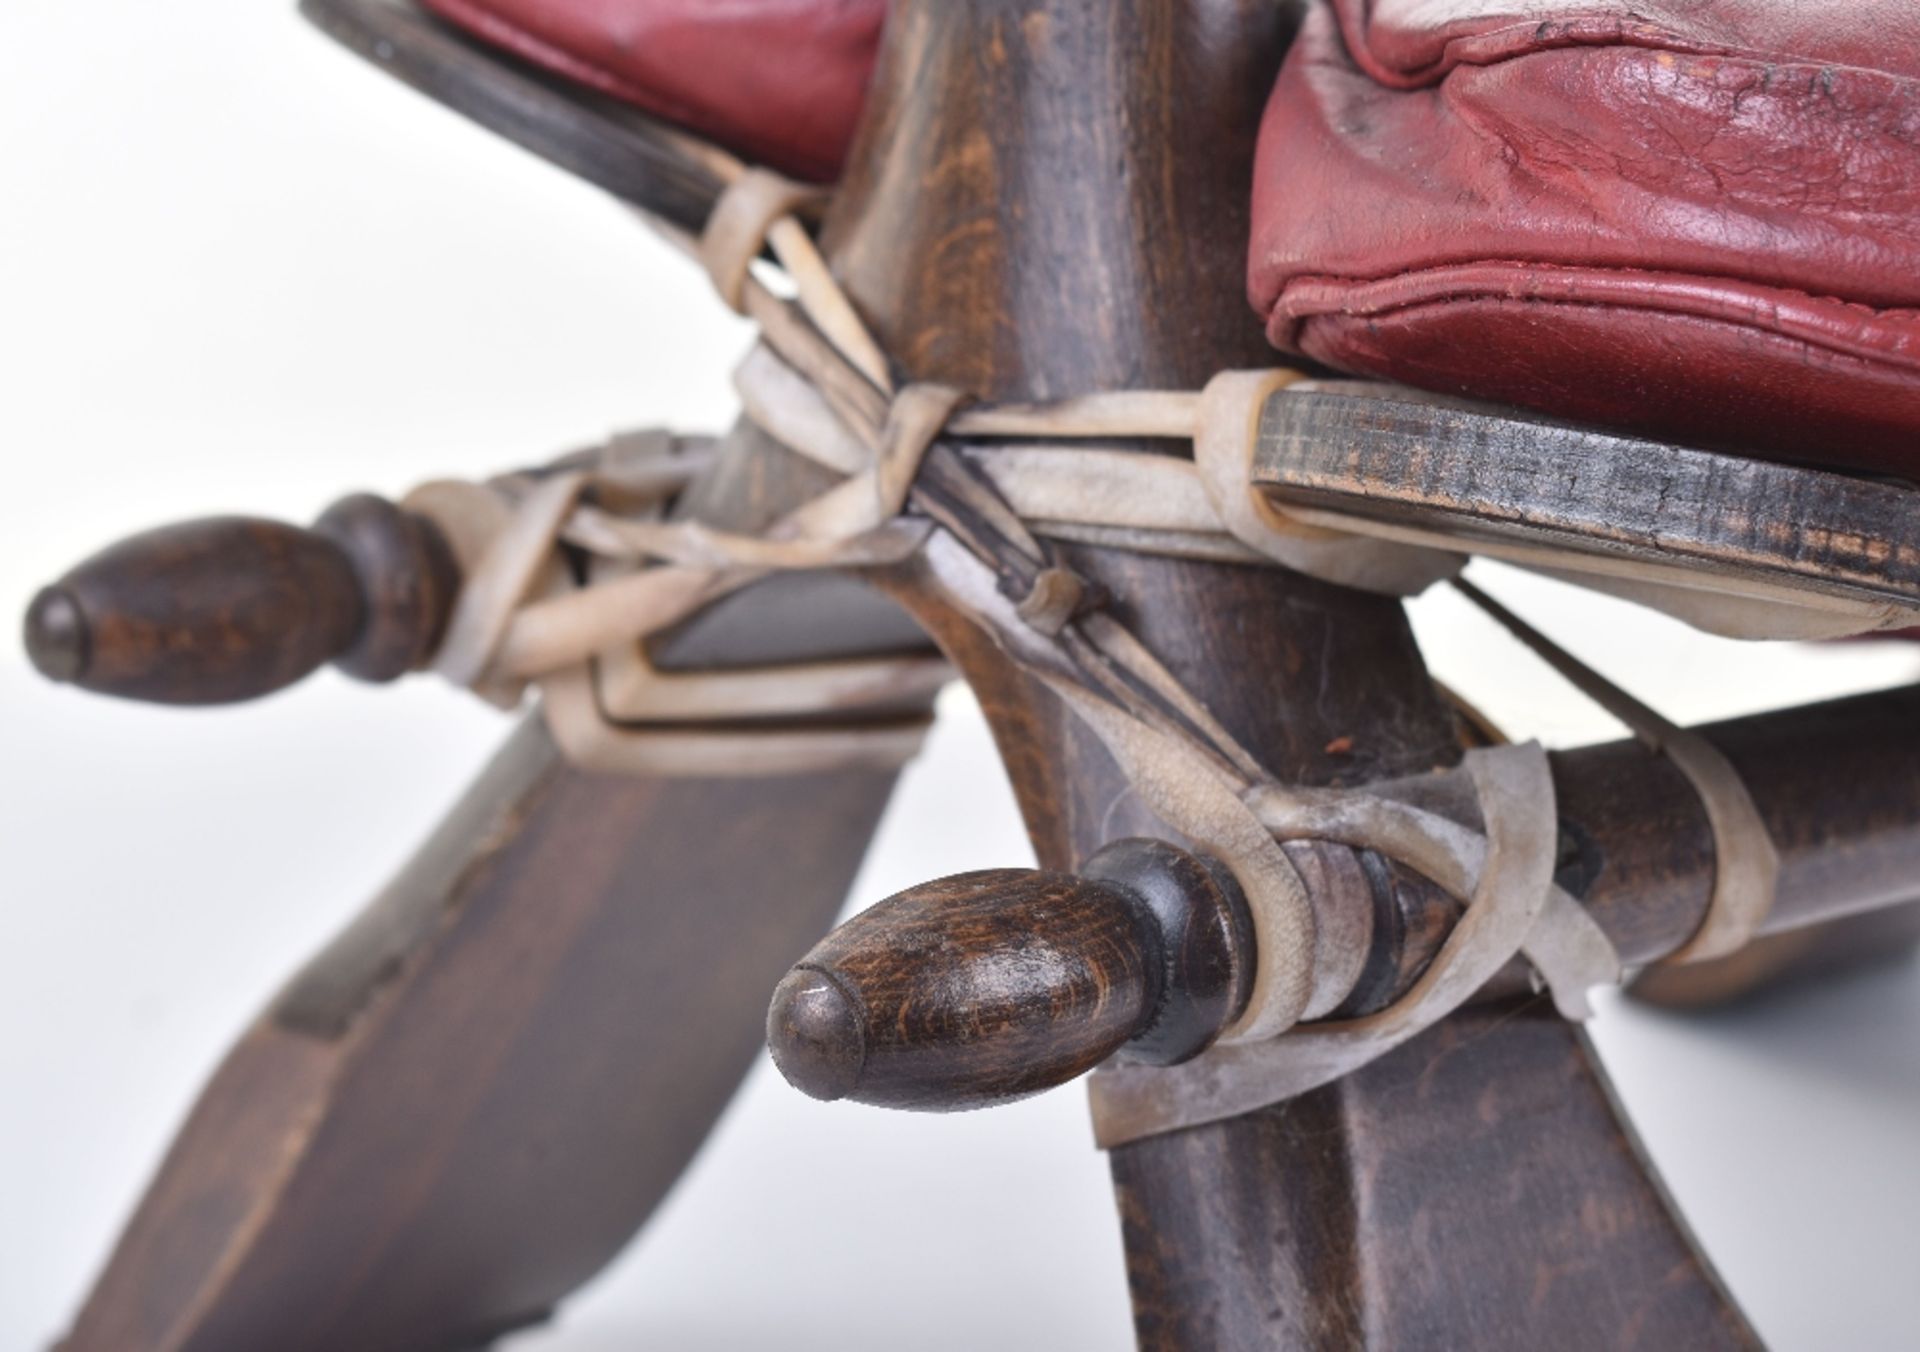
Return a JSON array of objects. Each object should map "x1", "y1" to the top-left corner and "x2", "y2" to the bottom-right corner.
[
  {"x1": 1193, "y1": 369, "x2": 1465, "y2": 596},
  {"x1": 699, "y1": 168, "x2": 826, "y2": 313},
  {"x1": 404, "y1": 437, "x2": 946, "y2": 778},
  {"x1": 1453, "y1": 578, "x2": 1781, "y2": 964},
  {"x1": 383, "y1": 139, "x2": 1774, "y2": 1088},
  {"x1": 1088, "y1": 741, "x2": 1620, "y2": 1148}
]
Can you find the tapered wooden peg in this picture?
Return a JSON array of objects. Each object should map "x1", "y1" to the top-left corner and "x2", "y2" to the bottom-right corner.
[
  {"x1": 23, "y1": 494, "x2": 458, "y2": 705},
  {"x1": 767, "y1": 839, "x2": 1255, "y2": 1111}
]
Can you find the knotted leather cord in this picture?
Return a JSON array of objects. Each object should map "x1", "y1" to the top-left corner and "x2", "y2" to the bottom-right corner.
[
  {"x1": 409, "y1": 434, "x2": 943, "y2": 777},
  {"x1": 391, "y1": 161, "x2": 1816, "y2": 1116}
]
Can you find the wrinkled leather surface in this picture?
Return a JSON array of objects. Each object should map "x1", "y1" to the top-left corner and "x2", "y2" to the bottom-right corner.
[
  {"x1": 1250, "y1": 1, "x2": 1920, "y2": 477},
  {"x1": 420, "y1": 0, "x2": 884, "y2": 181}
]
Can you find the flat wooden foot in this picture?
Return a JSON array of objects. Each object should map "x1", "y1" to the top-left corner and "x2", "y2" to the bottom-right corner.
[
  {"x1": 60, "y1": 714, "x2": 906, "y2": 1352},
  {"x1": 1111, "y1": 999, "x2": 1760, "y2": 1350}
]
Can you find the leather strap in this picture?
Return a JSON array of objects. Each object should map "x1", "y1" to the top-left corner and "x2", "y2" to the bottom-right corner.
[{"x1": 1454, "y1": 579, "x2": 1781, "y2": 964}]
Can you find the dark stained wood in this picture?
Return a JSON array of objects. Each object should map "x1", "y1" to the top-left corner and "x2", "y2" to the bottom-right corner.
[
  {"x1": 1255, "y1": 385, "x2": 1920, "y2": 614},
  {"x1": 56, "y1": 0, "x2": 1887, "y2": 1344},
  {"x1": 822, "y1": 3, "x2": 1759, "y2": 1346},
  {"x1": 31, "y1": 517, "x2": 367, "y2": 705},
  {"x1": 1566, "y1": 683, "x2": 1920, "y2": 953},
  {"x1": 26, "y1": 499, "x2": 459, "y2": 705},
  {"x1": 63, "y1": 717, "x2": 904, "y2": 1352},
  {"x1": 51, "y1": 321, "x2": 940, "y2": 1352},
  {"x1": 55, "y1": 393, "x2": 941, "y2": 1351},
  {"x1": 1088, "y1": 839, "x2": 1255, "y2": 1068},
  {"x1": 1111, "y1": 1000, "x2": 1760, "y2": 1350},
  {"x1": 834, "y1": 0, "x2": 1457, "y2": 866},
  {"x1": 775, "y1": 676, "x2": 1920, "y2": 1097},
  {"x1": 313, "y1": 493, "x2": 461, "y2": 681},
  {"x1": 299, "y1": 0, "x2": 732, "y2": 234},
  {"x1": 1331, "y1": 683, "x2": 1920, "y2": 1015},
  {"x1": 768, "y1": 839, "x2": 1255, "y2": 1109},
  {"x1": 772, "y1": 868, "x2": 1162, "y2": 1110}
]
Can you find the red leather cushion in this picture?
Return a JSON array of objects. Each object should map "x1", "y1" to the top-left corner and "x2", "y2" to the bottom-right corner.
[
  {"x1": 1249, "y1": 1, "x2": 1920, "y2": 478},
  {"x1": 420, "y1": 0, "x2": 885, "y2": 182}
]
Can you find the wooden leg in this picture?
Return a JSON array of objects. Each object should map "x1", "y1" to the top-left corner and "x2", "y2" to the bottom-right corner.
[
  {"x1": 60, "y1": 712, "x2": 909, "y2": 1351},
  {"x1": 1111, "y1": 1001, "x2": 1759, "y2": 1349},
  {"x1": 882, "y1": 556, "x2": 1761, "y2": 1350},
  {"x1": 817, "y1": 4, "x2": 1769, "y2": 1346},
  {"x1": 51, "y1": 382, "x2": 933, "y2": 1352}
]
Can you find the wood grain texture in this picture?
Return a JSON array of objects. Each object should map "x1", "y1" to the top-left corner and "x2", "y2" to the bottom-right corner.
[
  {"x1": 56, "y1": 432, "x2": 937, "y2": 1343},
  {"x1": 831, "y1": 0, "x2": 1458, "y2": 868},
  {"x1": 63, "y1": 718, "x2": 903, "y2": 1352},
  {"x1": 768, "y1": 839, "x2": 1258, "y2": 1110},
  {"x1": 31, "y1": 517, "x2": 367, "y2": 705},
  {"x1": 27, "y1": 499, "x2": 459, "y2": 704},
  {"x1": 1328, "y1": 683, "x2": 1920, "y2": 1016},
  {"x1": 1111, "y1": 1000, "x2": 1758, "y2": 1350},
  {"x1": 1088, "y1": 839, "x2": 1256, "y2": 1068},
  {"x1": 772, "y1": 868, "x2": 1161, "y2": 1111},
  {"x1": 822, "y1": 3, "x2": 1759, "y2": 1346},
  {"x1": 1557, "y1": 684, "x2": 1920, "y2": 963},
  {"x1": 1255, "y1": 386, "x2": 1920, "y2": 612},
  {"x1": 312, "y1": 493, "x2": 461, "y2": 681},
  {"x1": 300, "y1": 0, "x2": 730, "y2": 235}
]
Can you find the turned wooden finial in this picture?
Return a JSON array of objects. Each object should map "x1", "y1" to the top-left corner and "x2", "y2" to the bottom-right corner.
[
  {"x1": 22, "y1": 494, "x2": 459, "y2": 705},
  {"x1": 767, "y1": 839, "x2": 1254, "y2": 1111}
]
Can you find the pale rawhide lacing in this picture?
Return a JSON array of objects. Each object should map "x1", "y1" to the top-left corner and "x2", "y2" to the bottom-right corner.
[{"x1": 390, "y1": 161, "x2": 1782, "y2": 1138}]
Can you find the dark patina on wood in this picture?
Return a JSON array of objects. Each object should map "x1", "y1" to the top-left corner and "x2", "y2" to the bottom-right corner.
[
  {"x1": 772, "y1": 677, "x2": 1920, "y2": 1108},
  {"x1": 51, "y1": 403, "x2": 939, "y2": 1345},
  {"x1": 824, "y1": 3, "x2": 1762, "y2": 1347},
  {"x1": 768, "y1": 838, "x2": 1256, "y2": 1110},
  {"x1": 37, "y1": 0, "x2": 1906, "y2": 1347},
  {"x1": 1286, "y1": 682, "x2": 1920, "y2": 1018},
  {"x1": 1254, "y1": 385, "x2": 1920, "y2": 614},
  {"x1": 772, "y1": 867, "x2": 1165, "y2": 1110},
  {"x1": 298, "y1": 0, "x2": 731, "y2": 234},
  {"x1": 1112, "y1": 998, "x2": 1760, "y2": 1350},
  {"x1": 24, "y1": 498, "x2": 457, "y2": 705}
]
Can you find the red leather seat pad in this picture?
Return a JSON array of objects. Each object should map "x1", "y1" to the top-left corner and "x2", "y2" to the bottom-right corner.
[
  {"x1": 419, "y1": 0, "x2": 884, "y2": 182},
  {"x1": 1249, "y1": 2, "x2": 1920, "y2": 478}
]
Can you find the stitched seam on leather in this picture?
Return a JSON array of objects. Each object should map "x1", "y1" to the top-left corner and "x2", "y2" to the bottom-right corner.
[
  {"x1": 1343, "y1": 2, "x2": 1910, "y2": 90},
  {"x1": 1282, "y1": 261, "x2": 1920, "y2": 321},
  {"x1": 1274, "y1": 263, "x2": 1920, "y2": 373}
]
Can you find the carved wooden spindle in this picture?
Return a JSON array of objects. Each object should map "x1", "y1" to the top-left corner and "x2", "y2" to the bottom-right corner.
[
  {"x1": 23, "y1": 493, "x2": 458, "y2": 705},
  {"x1": 769, "y1": 838, "x2": 1264, "y2": 1111}
]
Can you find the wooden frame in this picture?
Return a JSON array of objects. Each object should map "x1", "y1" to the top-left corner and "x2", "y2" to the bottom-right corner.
[{"x1": 23, "y1": 1, "x2": 1920, "y2": 1348}]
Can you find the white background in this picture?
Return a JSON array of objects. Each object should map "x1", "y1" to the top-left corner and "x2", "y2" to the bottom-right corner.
[{"x1": 3, "y1": 4, "x2": 1917, "y2": 1348}]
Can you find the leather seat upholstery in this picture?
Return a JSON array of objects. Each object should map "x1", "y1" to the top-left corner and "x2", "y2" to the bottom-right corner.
[
  {"x1": 423, "y1": 0, "x2": 1920, "y2": 485},
  {"x1": 1249, "y1": 1, "x2": 1920, "y2": 478},
  {"x1": 419, "y1": 0, "x2": 885, "y2": 181}
]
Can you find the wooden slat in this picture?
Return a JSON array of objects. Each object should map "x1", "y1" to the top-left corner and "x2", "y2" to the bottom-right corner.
[
  {"x1": 299, "y1": 0, "x2": 729, "y2": 233},
  {"x1": 1254, "y1": 384, "x2": 1920, "y2": 611}
]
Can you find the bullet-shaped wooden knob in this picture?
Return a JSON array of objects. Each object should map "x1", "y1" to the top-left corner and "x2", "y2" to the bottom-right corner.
[
  {"x1": 22, "y1": 494, "x2": 458, "y2": 705},
  {"x1": 767, "y1": 839, "x2": 1253, "y2": 1111}
]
